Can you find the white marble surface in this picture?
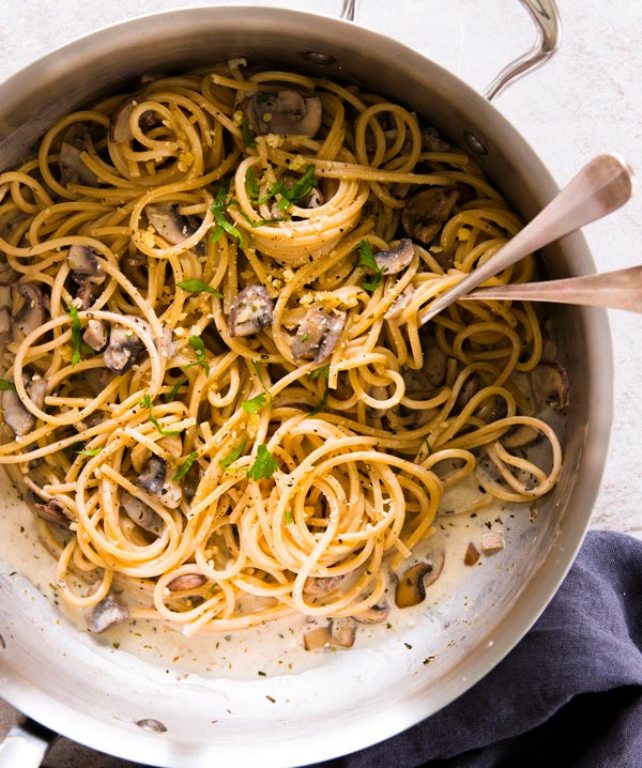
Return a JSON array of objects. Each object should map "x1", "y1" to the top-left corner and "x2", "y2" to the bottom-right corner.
[{"x1": 0, "y1": 0, "x2": 641, "y2": 763}]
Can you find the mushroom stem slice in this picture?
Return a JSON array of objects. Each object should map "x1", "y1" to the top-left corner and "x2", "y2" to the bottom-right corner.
[
  {"x1": 88, "y1": 594, "x2": 129, "y2": 633},
  {"x1": 481, "y1": 530, "x2": 505, "y2": 554},
  {"x1": 331, "y1": 618, "x2": 356, "y2": 648},
  {"x1": 83, "y1": 319, "x2": 108, "y2": 352},
  {"x1": 395, "y1": 547, "x2": 446, "y2": 608},
  {"x1": 303, "y1": 625, "x2": 332, "y2": 651}
]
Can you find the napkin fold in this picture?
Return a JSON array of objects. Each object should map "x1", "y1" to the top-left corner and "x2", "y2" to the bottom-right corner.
[{"x1": 313, "y1": 530, "x2": 642, "y2": 768}]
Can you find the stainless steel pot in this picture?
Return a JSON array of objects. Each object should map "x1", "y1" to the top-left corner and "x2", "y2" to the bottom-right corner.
[{"x1": 0, "y1": 3, "x2": 613, "y2": 767}]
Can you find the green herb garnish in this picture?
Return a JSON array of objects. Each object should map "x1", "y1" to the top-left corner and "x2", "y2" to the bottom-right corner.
[
  {"x1": 174, "y1": 451, "x2": 198, "y2": 481},
  {"x1": 245, "y1": 168, "x2": 260, "y2": 200},
  {"x1": 247, "y1": 444, "x2": 278, "y2": 480},
  {"x1": 359, "y1": 240, "x2": 384, "y2": 293},
  {"x1": 140, "y1": 394, "x2": 182, "y2": 437},
  {"x1": 424, "y1": 438, "x2": 433, "y2": 455},
  {"x1": 220, "y1": 437, "x2": 248, "y2": 469},
  {"x1": 166, "y1": 377, "x2": 187, "y2": 402},
  {"x1": 284, "y1": 509, "x2": 294, "y2": 525},
  {"x1": 177, "y1": 279, "x2": 223, "y2": 298},
  {"x1": 241, "y1": 116, "x2": 256, "y2": 149},
  {"x1": 0, "y1": 379, "x2": 15, "y2": 391},
  {"x1": 212, "y1": 181, "x2": 244, "y2": 246},
  {"x1": 68, "y1": 305, "x2": 83, "y2": 365},
  {"x1": 76, "y1": 447, "x2": 102, "y2": 457},
  {"x1": 309, "y1": 366, "x2": 330, "y2": 381},
  {"x1": 242, "y1": 393, "x2": 267, "y2": 414},
  {"x1": 309, "y1": 386, "x2": 330, "y2": 416},
  {"x1": 185, "y1": 336, "x2": 210, "y2": 376}
]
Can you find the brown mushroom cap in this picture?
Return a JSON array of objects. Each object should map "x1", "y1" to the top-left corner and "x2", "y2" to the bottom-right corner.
[
  {"x1": 68, "y1": 245, "x2": 105, "y2": 284},
  {"x1": 228, "y1": 285, "x2": 274, "y2": 337},
  {"x1": 401, "y1": 188, "x2": 459, "y2": 246},
  {"x1": 121, "y1": 491, "x2": 163, "y2": 535},
  {"x1": 464, "y1": 542, "x2": 480, "y2": 566},
  {"x1": 292, "y1": 308, "x2": 346, "y2": 364},
  {"x1": 530, "y1": 362, "x2": 569, "y2": 413},
  {"x1": 395, "y1": 546, "x2": 446, "y2": 608},
  {"x1": 243, "y1": 90, "x2": 322, "y2": 138},
  {"x1": 374, "y1": 239, "x2": 415, "y2": 275}
]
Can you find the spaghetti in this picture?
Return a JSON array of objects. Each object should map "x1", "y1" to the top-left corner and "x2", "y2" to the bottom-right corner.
[{"x1": 0, "y1": 62, "x2": 562, "y2": 641}]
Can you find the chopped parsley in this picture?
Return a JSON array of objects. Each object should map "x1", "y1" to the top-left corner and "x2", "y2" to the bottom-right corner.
[
  {"x1": 68, "y1": 305, "x2": 83, "y2": 365},
  {"x1": 241, "y1": 116, "x2": 256, "y2": 148},
  {"x1": 165, "y1": 377, "x2": 187, "y2": 402},
  {"x1": 309, "y1": 386, "x2": 329, "y2": 416},
  {"x1": 184, "y1": 336, "x2": 210, "y2": 376},
  {"x1": 242, "y1": 393, "x2": 267, "y2": 414},
  {"x1": 245, "y1": 168, "x2": 260, "y2": 200},
  {"x1": 258, "y1": 164, "x2": 317, "y2": 211},
  {"x1": 309, "y1": 365, "x2": 330, "y2": 381},
  {"x1": 177, "y1": 279, "x2": 223, "y2": 298},
  {"x1": 140, "y1": 394, "x2": 182, "y2": 437},
  {"x1": 359, "y1": 240, "x2": 384, "y2": 293},
  {"x1": 0, "y1": 379, "x2": 15, "y2": 391},
  {"x1": 174, "y1": 451, "x2": 198, "y2": 481},
  {"x1": 284, "y1": 509, "x2": 294, "y2": 525},
  {"x1": 212, "y1": 180, "x2": 244, "y2": 246},
  {"x1": 247, "y1": 444, "x2": 278, "y2": 480},
  {"x1": 76, "y1": 447, "x2": 102, "y2": 457},
  {"x1": 220, "y1": 437, "x2": 248, "y2": 469}
]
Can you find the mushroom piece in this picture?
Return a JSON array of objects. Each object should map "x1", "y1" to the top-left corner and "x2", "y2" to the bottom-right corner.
[
  {"x1": 59, "y1": 141, "x2": 99, "y2": 187},
  {"x1": 374, "y1": 239, "x2": 415, "y2": 275},
  {"x1": 384, "y1": 285, "x2": 414, "y2": 321},
  {"x1": 421, "y1": 126, "x2": 452, "y2": 153},
  {"x1": 401, "y1": 188, "x2": 459, "y2": 246},
  {"x1": 137, "y1": 456, "x2": 182, "y2": 509},
  {"x1": 145, "y1": 203, "x2": 193, "y2": 246},
  {"x1": 103, "y1": 317, "x2": 150, "y2": 372},
  {"x1": 303, "y1": 574, "x2": 344, "y2": 597},
  {"x1": 303, "y1": 625, "x2": 332, "y2": 651},
  {"x1": 481, "y1": 530, "x2": 505, "y2": 554},
  {"x1": 2, "y1": 387, "x2": 34, "y2": 436},
  {"x1": 137, "y1": 456, "x2": 166, "y2": 494},
  {"x1": 424, "y1": 342, "x2": 448, "y2": 389},
  {"x1": 243, "y1": 90, "x2": 322, "y2": 138},
  {"x1": 68, "y1": 245, "x2": 105, "y2": 285},
  {"x1": 395, "y1": 547, "x2": 446, "y2": 608},
  {"x1": 0, "y1": 308, "x2": 11, "y2": 345},
  {"x1": 353, "y1": 603, "x2": 389, "y2": 625},
  {"x1": 530, "y1": 362, "x2": 569, "y2": 413},
  {"x1": 454, "y1": 374, "x2": 480, "y2": 413},
  {"x1": 88, "y1": 594, "x2": 129, "y2": 633},
  {"x1": 120, "y1": 491, "x2": 163, "y2": 535},
  {"x1": 292, "y1": 308, "x2": 346, "y2": 364},
  {"x1": 109, "y1": 96, "x2": 157, "y2": 143},
  {"x1": 464, "y1": 542, "x2": 480, "y2": 566},
  {"x1": 228, "y1": 285, "x2": 274, "y2": 337},
  {"x1": 82, "y1": 319, "x2": 108, "y2": 352},
  {"x1": 331, "y1": 618, "x2": 356, "y2": 648},
  {"x1": 14, "y1": 284, "x2": 46, "y2": 338},
  {"x1": 28, "y1": 377, "x2": 47, "y2": 411},
  {"x1": 32, "y1": 498, "x2": 68, "y2": 525},
  {"x1": 167, "y1": 573, "x2": 207, "y2": 592}
]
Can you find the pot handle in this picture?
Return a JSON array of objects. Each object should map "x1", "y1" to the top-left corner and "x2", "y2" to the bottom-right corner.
[
  {"x1": 340, "y1": 0, "x2": 561, "y2": 102},
  {"x1": 0, "y1": 720, "x2": 55, "y2": 768}
]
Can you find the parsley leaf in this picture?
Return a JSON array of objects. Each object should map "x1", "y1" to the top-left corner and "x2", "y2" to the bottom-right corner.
[
  {"x1": 247, "y1": 444, "x2": 278, "y2": 480},
  {"x1": 140, "y1": 393, "x2": 182, "y2": 436},
  {"x1": 241, "y1": 116, "x2": 256, "y2": 148},
  {"x1": 184, "y1": 336, "x2": 210, "y2": 376},
  {"x1": 212, "y1": 180, "x2": 244, "y2": 246},
  {"x1": 166, "y1": 377, "x2": 187, "y2": 402},
  {"x1": 68, "y1": 305, "x2": 83, "y2": 365},
  {"x1": 276, "y1": 164, "x2": 317, "y2": 211},
  {"x1": 242, "y1": 393, "x2": 267, "y2": 414},
  {"x1": 309, "y1": 365, "x2": 330, "y2": 381},
  {"x1": 0, "y1": 379, "x2": 15, "y2": 391},
  {"x1": 245, "y1": 168, "x2": 260, "y2": 200},
  {"x1": 359, "y1": 240, "x2": 384, "y2": 293},
  {"x1": 76, "y1": 447, "x2": 102, "y2": 457},
  {"x1": 177, "y1": 279, "x2": 223, "y2": 298},
  {"x1": 174, "y1": 451, "x2": 198, "y2": 481},
  {"x1": 309, "y1": 386, "x2": 329, "y2": 416},
  {"x1": 220, "y1": 436, "x2": 248, "y2": 469}
]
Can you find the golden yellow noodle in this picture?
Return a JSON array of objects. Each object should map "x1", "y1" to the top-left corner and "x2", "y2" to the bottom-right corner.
[{"x1": 0, "y1": 62, "x2": 561, "y2": 637}]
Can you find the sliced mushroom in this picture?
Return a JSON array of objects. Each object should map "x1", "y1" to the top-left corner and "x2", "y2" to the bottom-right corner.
[
  {"x1": 384, "y1": 285, "x2": 414, "y2": 321},
  {"x1": 137, "y1": 456, "x2": 182, "y2": 509},
  {"x1": 167, "y1": 573, "x2": 207, "y2": 592},
  {"x1": 421, "y1": 126, "x2": 452, "y2": 153},
  {"x1": 464, "y1": 542, "x2": 480, "y2": 566},
  {"x1": 503, "y1": 424, "x2": 541, "y2": 449},
  {"x1": 303, "y1": 574, "x2": 344, "y2": 597},
  {"x1": 424, "y1": 342, "x2": 448, "y2": 388},
  {"x1": 243, "y1": 90, "x2": 322, "y2": 138},
  {"x1": 120, "y1": 491, "x2": 163, "y2": 535},
  {"x1": 395, "y1": 547, "x2": 445, "y2": 608},
  {"x1": 109, "y1": 96, "x2": 157, "y2": 143},
  {"x1": 306, "y1": 187, "x2": 325, "y2": 209},
  {"x1": 530, "y1": 362, "x2": 569, "y2": 413},
  {"x1": 401, "y1": 188, "x2": 459, "y2": 245},
  {"x1": 68, "y1": 245, "x2": 105, "y2": 284},
  {"x1": 145, "y1": 203, "x2": 193, "y2": 246},
  {"x1": 137, "y1": 456, "x2": 166, "y2": 494},
  {"x1": 228, "y1": 285, "x2": 274, "y2": 337},
  {"x1": 14, "y1": 284, "x2": 46, "y2": 338},
  {"x1": 28, "y1": 377, "x2": 47, "y2": 411},
  {"x1": 157, "y1": 326, "x2": 176, "y2": 359},
  {"x1": 103, "y1": 317, "x2": 150, "y2": 372},
  {"x1": 292, "y1": 308, "x2": 346, "y2": 364},
  {"x1": 374, "y1": 239, "x2": 415, "y2": 275},
  {"x1": 353, "y1": 603, "x2": 389, "y2": 624},
  {"x1": 32, "y1": 498, "x2": 68, "y2": 524},
  {"x1": 0, "y1": 308, "x2": 11, "y2": 344},
  {"x1": 303, "y1": 625, "x2": 332, "y2": 651},
  {"x1": 481, "y1": 530, "x2": 505, "y2": 554},
  {"x1": 331, "y1": 618, "x2": 356, "y2": 648},
  {"x1": 82, "y1": 319, "x2": 108, "y2": 351},
  {"x1": 59, "y1": 141, "x2": 99, "y2": 187},
  {"x1": 454, "y1": 374, "x2": 480, "y2": 413},
  {"x1": 2, "y1": 387, "x2": 34, "y2": 436},
  {"x1": 88, "y1": 594, "x2": 129, "y2": 633}
]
